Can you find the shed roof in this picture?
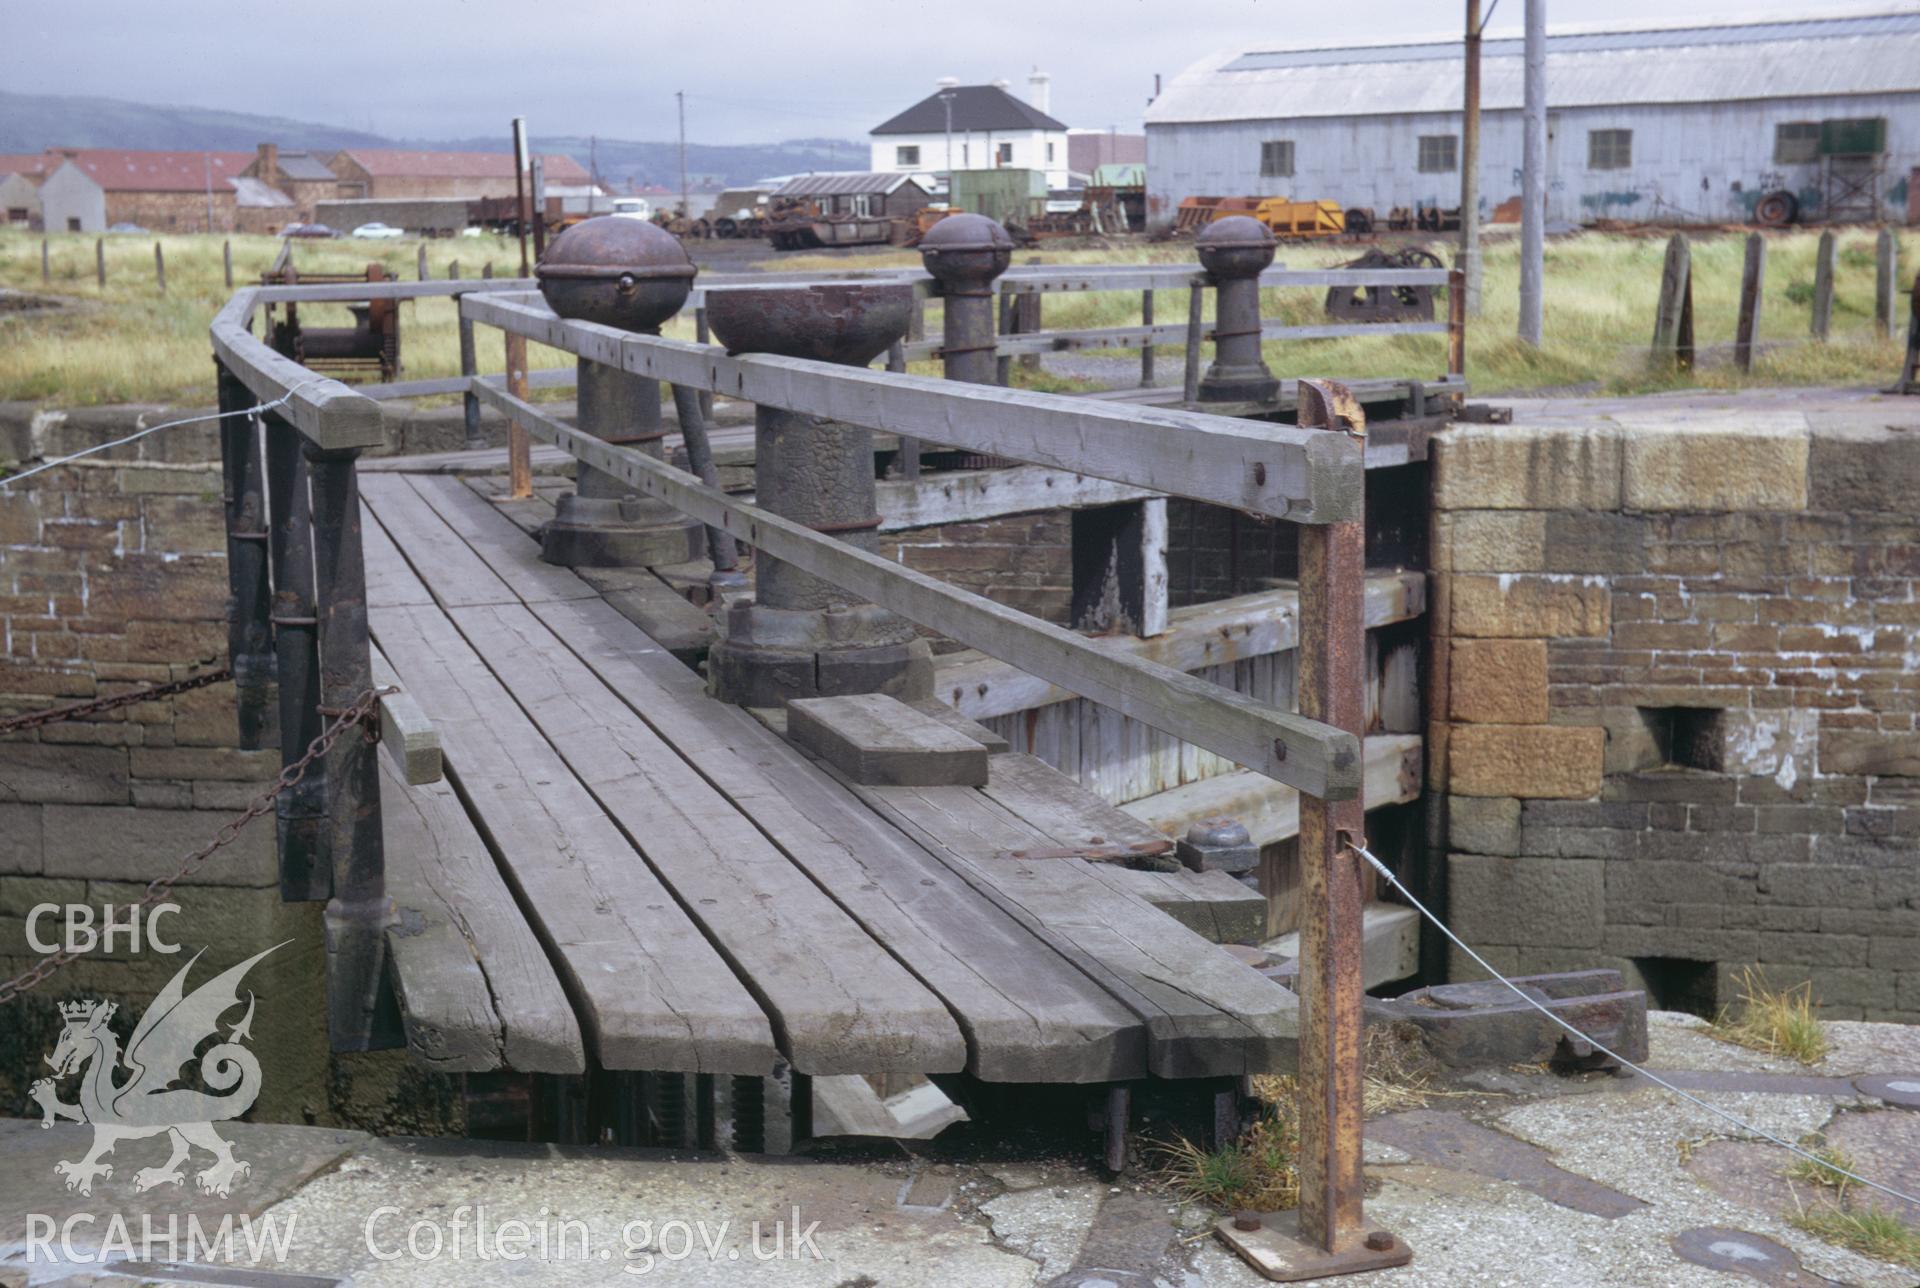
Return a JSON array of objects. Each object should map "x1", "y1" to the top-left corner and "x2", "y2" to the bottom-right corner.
[
  {"x1": 1146, "y1": 8, "x2": 1920, "y2": 125},
  {"x1": 48, "y1": 149, "x2": 254, "y2": 192},
  {"x1": 275, "y1": 151, "x2": 339, "y2": 182},
  {"x1": 334, "y1": 148, "x2": 590, "y2": 182},
  {"x1": 774, "y1": 172, "x2": 932, "y2": 197},
  {"x1": 873, "y1": 84, "x2": 1067, "y2": 135}
]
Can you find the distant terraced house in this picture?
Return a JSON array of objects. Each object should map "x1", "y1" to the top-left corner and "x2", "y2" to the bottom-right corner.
[
  {"x1": 325, "y1": 147, "x2": 591, "y2": 201},
  {"x1": 34, "y1": 148, "x2": 279, "y2": 234}
]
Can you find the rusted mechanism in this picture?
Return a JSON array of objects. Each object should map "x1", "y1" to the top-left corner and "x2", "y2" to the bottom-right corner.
[
  {"x1": 1369, "y1": 970, "x2": 1650, "y2": 1072},
  {"x1": 263, "y1": 261, "x2": 400, "y2": 383},
  {"x1": 1324, "y1": 247, "x2": 1444, "y2": 324},
  {"x1": 535, "y1": 216, "x2": 705, "y2": 569},
  {"x1": 704, "y1": 283, "x2": 934, "y2": 708},
  {"x1": 1195, "y1": 217, "x2": 1279, "y2": 404}
]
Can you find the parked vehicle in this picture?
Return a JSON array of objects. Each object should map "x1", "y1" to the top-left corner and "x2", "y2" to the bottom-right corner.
[
  {"x1": 106, "y1": 222, "x2": 148, "y2": 234},
  {"x1": 281, "y1": 223, "x2": 337, "y2": 239},
  {"x1": 609, "y1": 197, "x2": 653, "y2": 221},
  {"x1": 350, "y1": 222, "x2": 406, "y2": 240}
]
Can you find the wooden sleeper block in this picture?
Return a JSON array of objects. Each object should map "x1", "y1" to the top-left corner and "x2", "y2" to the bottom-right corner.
[{"x1": 787, "y1": 694, "x2": 990, "y2": 787}]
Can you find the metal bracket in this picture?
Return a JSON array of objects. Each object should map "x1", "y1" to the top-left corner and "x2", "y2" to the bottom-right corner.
[{"x1": 1216, "y1": 1212, "x2": 1412, "y2": 1282}]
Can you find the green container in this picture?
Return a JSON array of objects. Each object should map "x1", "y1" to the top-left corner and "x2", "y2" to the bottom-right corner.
[
  {"x1": 950, "y1": 169, "x2": 1048, "y2": 225},
  {"x1": 1820, "y1": 117, "x2": 1886, "y2": 156}
]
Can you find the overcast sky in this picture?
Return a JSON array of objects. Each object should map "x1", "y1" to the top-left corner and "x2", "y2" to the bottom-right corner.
[{"x1": 3, "y1": 0, "x2": 1885, "y2": 145}]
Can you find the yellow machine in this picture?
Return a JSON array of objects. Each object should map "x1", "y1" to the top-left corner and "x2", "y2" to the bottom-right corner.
[{"x1": 1252, "y1": 198, "x2": 1346, "y2": 238}]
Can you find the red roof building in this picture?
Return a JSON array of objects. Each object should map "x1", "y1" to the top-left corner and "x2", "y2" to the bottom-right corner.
[{"x1": 328, "y1": 148, "x2": 589, "y2": 201}]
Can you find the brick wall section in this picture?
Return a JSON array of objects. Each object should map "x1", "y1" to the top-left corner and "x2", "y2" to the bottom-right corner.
[
  {"x1": 881, "y1": 511, "x2": 1072, "y2": 626},
  {"x1": 1431, "y1": 411, "x2": 1920, "y2": 1021}
]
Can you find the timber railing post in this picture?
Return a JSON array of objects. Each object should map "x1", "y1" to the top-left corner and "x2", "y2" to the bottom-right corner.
[
  {"x1": 222, "y1": 239, "x2": 233, "y2": 289},
  {"x1": 457, "y1": 299, "x2": 483, "y2": 449},
  {"x1": 1811, "y1": 229, "x2": 1835, "y2": 341},
  {"x1": 216, "y1": 360, "x2": 275, "y2": 750},
  {"x1": 1446, "y1": 267, "x2": 1466, "y2": 387},
  {"x1": 1140, "y1": 287, "x2": 1156, "y2": 387},
  {"x1": 1651, "y1": 233, "x2": 1694, "y2": 372},
  {"x1": 1182, "y1": 282, "x2": 1204, "y2": 405},
  {"x1": 694, "y1": 305, "x2": 715, "y2": 421},
  {"x1": 1735, "y1": 231, "x2": 1765, "y2": 374},
  {"x1": 154, "y1": 242, "x2": 165, "y2": 294},
  {"x1": 265, "y1": 413, "x2": 328, "y2": 903},
  {"x1": 95, "y1": 237, "x2": 105, "y2": 288},
  {"x1": 305, "y1": 437, "x2": 398, "y2": 1052},
  {"x1": 1876, "y1": 227, "x2": 1898, "y2": 339},
  {"x1": 1892, "y1": 269, "x2": 1920, "y2": 396}
]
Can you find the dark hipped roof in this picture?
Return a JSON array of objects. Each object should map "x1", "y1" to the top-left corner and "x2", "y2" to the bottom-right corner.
[
  {"x1": 276, "y1": 152, "x2": 338, "y2": 182},
  {"x1": 871, "y1": 84, "x2": 1066, "y2": 135}
]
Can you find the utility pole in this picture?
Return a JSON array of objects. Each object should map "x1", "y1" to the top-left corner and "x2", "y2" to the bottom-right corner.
[
  {"x1": 677, "y1": 91, "x2": 689, "y2": 220},
  {"x1": 588, "y1": 135, "x2": 598, "y2": 214},
  {"x1": 512, "y1": 116, "x2": 530, "y2": 278},
  {"x1": 1461, "y1": 0, "x2": 1484, "y2": 314},
  {"x1": 941, "y1": 90, "x2": 956, "y2": 177},
  {"x1": 1518, "y1": 0, "x2": 1547, "y2": 346},
  {"x1": 203, "y1": 152, "x2": 214, "y2": 234}
]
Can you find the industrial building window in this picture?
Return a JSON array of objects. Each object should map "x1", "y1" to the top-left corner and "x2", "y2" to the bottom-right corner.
[
  {"x1": 1417, "y1": 135, "x2": 1458, "y2": 173},
  {"x1": 996, "y1": 142, "x2": 1014, "y2": 165},
  {"x1": 1259, "y1": 140, "x2": 1295, "y2": 178},
  {"x1": 895, "y1": 145, "x2": 920, "y2": 167},
  {"x1": 1773, "y1": 122, "x2": 1820, "y2": 164},
  {"x1": 1588, "y1": 128, "x2": 1632, "y2": 170}
]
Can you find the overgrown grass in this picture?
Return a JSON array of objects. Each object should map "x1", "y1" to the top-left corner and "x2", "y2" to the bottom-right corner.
[
  {"x1": 1707, "y1": 967, "x2": 1829, "y2": 1065},
  {"x1": 1158, "y1": 1075, "x2": 1303, "y2": 1212},
  {"x1": 1, "y1": 225, "x2": 1913, "y2": 407},
  {"x1": 1784, "y1": 1142, "x2": 1859, "y2": 1192},
  {"x1": 1792, "y1": 1201, "x2": 1920, "y2": 1271}
]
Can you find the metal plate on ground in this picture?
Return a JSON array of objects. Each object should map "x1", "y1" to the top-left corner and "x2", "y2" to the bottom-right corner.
[
  {"x1": 1856, "y1": 1074, "x2": 1920, "y2": 1110},
  {"x1": 1367, "y1": 1110, "x2": 1648, "y2": 1218},
  {"x1": 1215, "y1": 1211, "x2": 1412, "y2": 1282},
  {"x1": 1669, "y1": 1227, "x2": 1841, "y2": 1286}
]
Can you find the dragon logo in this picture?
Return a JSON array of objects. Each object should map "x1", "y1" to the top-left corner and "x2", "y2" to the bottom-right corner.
[{"x1": 30, "y1": 944, "x2": 282, "y2": 1197}]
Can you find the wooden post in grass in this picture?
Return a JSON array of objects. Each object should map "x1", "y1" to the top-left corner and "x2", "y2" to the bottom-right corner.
[
  {"x1": 416, "y1": 243, "x2": 428, "y2": 281},
  {"x1": 154, "y1": 242, "x2": 165, "y2": 294},
  {"x1": 223, "y1": 239, "x2": 234, "y2": 289},
  {"x1": 1877, "y1": 227, "x2": 1899, "y2": 339},
  {"x1": 449, "y1": 259, "x2": 460, "y2": 281},
  {"x1": 95, "y1": 237, "x2": 105, "y2": 287},
  {"x1": 40, "y1": 238, "x2": 49, "y2": 283},
  {"x1": 1651, "y1": 233, "x2": 1694, "y2": 371},
  {"x1": 505, "y1": 331, "x2": 532, "y2": 499},
  {"x1": 483, "y1": 261, "x2": 493, "y2": 279},
  {"x1": 1811, "y1": 230, "x2": 1835, "y2": 341},
  {"x1": 1735, "y1": 232, "x2": 1765, "y2": 373}
]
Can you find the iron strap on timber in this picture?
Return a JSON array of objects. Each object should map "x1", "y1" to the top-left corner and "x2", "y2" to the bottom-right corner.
[{"x1": 0, "y1": 686, "x2": 389, "y2": 1007}]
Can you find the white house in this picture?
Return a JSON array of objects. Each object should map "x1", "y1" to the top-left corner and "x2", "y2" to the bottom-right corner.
[
  {"x1": 37, "y1": 161, "x2": 107, "y2": 233},
  {"x1": 870, "y1": 73, "x2": 1071, "y2": 187}
]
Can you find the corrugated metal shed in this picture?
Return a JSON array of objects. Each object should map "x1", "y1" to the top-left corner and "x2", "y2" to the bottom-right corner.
[
  {"x1": 774, "y1": 172, "x2": 930, "y2": 197},
  {"x1": 1148, "y1": 9, "x2": 1920, "y2": 124}
]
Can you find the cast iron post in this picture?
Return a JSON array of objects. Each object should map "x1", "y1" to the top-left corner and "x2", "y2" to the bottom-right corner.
[{"x1": 1195, "y1": 217, "x2": 1278, "y2": 403}]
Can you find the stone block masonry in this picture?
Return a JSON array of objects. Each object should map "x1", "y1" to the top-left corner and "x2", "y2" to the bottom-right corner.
[{"x1": 1430, "y1": 409, "x2": 1920, "y2": 1022}]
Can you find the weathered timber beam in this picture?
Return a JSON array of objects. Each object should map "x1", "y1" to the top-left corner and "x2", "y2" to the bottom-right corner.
[
  {"x1": 1123, "y1": 734, "x2": 1423, "y2": 851},
  {"x1": 461, "y1": 293, "x2": 1361, "y2": 524},
  {"x1": 878, "y1": 466, "x2": 1158, "y2": 532},
  {"x1": 369, "y1": 640, "x2": 442, "y2": 785},
  {"x1": 936, "y1": 574, "x2": 1426, "y2": 721},
  {"x1": 471, "y1": 379, "x2": 1361, "y2": 799},
  {"x1": 255, "y1": 278, "x2": 538, "y2": 304},
  {"x1": 210, "y1": 290, "x2": 385, "y2": 450}
]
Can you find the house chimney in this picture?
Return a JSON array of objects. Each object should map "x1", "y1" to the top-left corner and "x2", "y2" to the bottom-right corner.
[
  {"x1": 936, "y1": 75, "x2": 960, "y2": 90},
  {"x1": 1028, "y1": 70, "x2": 1051, "y2": 114},
  {"x1": 257, "y1": 142, "x2": 278, "y2": 180},
  {"x1": 991, "y1": 77, "x2": 1010, "y2": 91}
]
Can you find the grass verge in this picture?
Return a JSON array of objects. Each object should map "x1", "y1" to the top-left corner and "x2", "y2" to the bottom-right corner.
[
  {"x1": 1707, "y1": 967, "x2": 1829, "y2": 1065},
  {"x1": 1792, "y1": 1201, "x2": 1920, "y2": 1271}
]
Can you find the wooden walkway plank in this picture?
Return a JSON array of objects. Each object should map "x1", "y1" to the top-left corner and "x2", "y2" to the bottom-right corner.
[
  {"x1": 445, "y1": 598, "x2": 966, "y2": 1077},
  {"x1": 405, "y1": 474, "x2": 597, "y2": 605},
  {"x1": 361, "y1": 472, "x2": 517, "y2": 608},
  {"x1": 379, "y1": 755, "x2": 585, "y2": 1073},
  {"x1": 981, "y1": 753, "x2": 1173, "y2": 860},
  {"x1": 363, "y1": 502, "x2": 436, "y2": 610},
  {"x1": 359, "y1": 517, "x2": 779, "y2": 1075},
  {"x1": 849, "y1": 776, "x2": 1298, "y2": 1078},
  {"x1": 397, "y1": 461, "x2": 1151, "y2": 1083}
]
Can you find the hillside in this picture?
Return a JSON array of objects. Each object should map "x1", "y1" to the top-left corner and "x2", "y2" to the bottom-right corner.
[{"x1": 0, "y1": 91, "x2": 862, "y2": 187}]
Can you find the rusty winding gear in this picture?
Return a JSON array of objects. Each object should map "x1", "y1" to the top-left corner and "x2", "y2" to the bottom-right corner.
[{"x1": 1324, "y1": 246, "x2": 1442, "y2": 324}]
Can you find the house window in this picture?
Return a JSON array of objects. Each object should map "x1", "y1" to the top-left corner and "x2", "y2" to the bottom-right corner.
[
  {"x1": 1417, "y1": 135, "x2": 1458, "y2": 173},
  {"x1": 6, "y1": 207, "x2": 26, "y2": 223},
  {"x1": 1588, "y1": 128, "x2": 1632, "y2": 170},
  {"x1": 996, "y1": 142, "x2": 1014, "y2": 165},
  {"x1": 852, "y1": 193, "x2": 874, "y2": 217},
  {"x1": 1046, "y1": 141, "x2": 1055, "y2": 162},
  {"x1": 67, "y1": 216, "x2": 81, "y2": 232},
  {"x1": 895, "y1": 145, "x2": 920, "y2": 167},
  {"x1": 1259, "y1": 140, "x2": 1294, "y2": 178},
  {"x1": 1773, "y1": 121, "x2": 1820, "y2": 164}
]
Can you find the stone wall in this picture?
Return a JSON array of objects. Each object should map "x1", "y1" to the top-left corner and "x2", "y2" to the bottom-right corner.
[
  {"x1": 1430, "y1": 411, "x2": 1920, "y2": 1021},
  {"x1": 881, "y1": 511, "x2": 1073, "y2": 626}
]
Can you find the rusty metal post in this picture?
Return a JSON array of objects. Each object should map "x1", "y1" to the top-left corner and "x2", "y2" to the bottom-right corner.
[
  {"x1": 542, "y1": 357, "x2": 703, "y2": 568},
  {"x1": 694, "y1": 306, "x2": 715, "y2": 420},
  {"x1": 1140, "y1": 288, "x2": 1156, "y2": 387},
  {"x1": 1196, "y1": 217, "x2": 1278, "y2": 403},
  {"x1": 669, "y1": 382, "x2": 743, "y2": 584},
  {"x1": 504, "y1": 330, "x2": 532, "y2": 499},
  {"x1": 264, "y1": 414, "x2": 327, "y2": 903},
  {"x1": 305, "y1": 443, "x2": 398, "y2": 1052},
  {"x1": 1220, "y1": 381, "x2": 1409, "y2": 1279},
  {"x1": 512, "y1": 116, "x2": 531, "y2": 279},
  {"x1": 920, "y1": 213, "x2": 1012, "y2": 388},
  {"x1": 216, "y1": 361, "x2": 275, "y2": 750},
  {"x1": 1447, "y1": 268, "x2": 1467, "y2": 383}
]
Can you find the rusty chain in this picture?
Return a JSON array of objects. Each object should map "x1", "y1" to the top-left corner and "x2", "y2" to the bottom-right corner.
[
  {"x1": 0, "y1": 685, "x2": 390, "y2": 1007},
  {"x1": 0, "y1": 664, "x2": 234, "y2": 737}
]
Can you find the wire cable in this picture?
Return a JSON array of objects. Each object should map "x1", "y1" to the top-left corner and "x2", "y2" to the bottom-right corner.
[
  {"x1": 1345, "y1": 838, "x2": 1920, "y2": 1211},
  {"x1": 2, "y1": 378, "x2": 327, "y2": 491}
]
